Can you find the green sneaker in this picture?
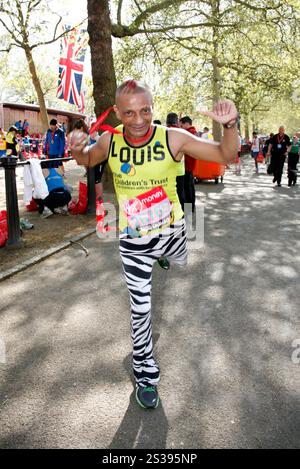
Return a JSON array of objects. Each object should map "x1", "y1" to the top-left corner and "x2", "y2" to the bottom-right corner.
[
  {"x1": 157, "y1": 257, "x2": 170, "y2": 270},
  {"x1": 135, "y1": 385, "x2": 160, "y2": 409}
]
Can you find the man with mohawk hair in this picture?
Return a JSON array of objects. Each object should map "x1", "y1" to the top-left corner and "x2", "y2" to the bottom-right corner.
[{"x1": 70, "y1": 79, "x2": 239, "y2": 409}]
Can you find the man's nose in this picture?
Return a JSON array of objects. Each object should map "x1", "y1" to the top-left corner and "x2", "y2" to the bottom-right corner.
[{"x1": 134, "y1": 113, "x2": 144, "y2": 125}]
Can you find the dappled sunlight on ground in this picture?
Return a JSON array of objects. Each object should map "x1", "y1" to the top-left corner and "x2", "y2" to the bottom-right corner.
[{"x1": 0, "y1": 155, "x2": 299, "y2": 448}]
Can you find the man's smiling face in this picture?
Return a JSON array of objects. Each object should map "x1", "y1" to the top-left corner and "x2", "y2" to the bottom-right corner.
[{"x1": 114, "y1": 90, "x2": 153, "y2": 140}]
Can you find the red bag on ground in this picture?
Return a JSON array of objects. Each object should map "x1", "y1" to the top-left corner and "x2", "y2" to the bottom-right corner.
[
  {"x1": 69, "y1": 182, "x2": 88, "y2": 215},
  {"x1": 0, "y1": 210, "x2": 8, "y2": 247},
  {"x1": 68, "y1": 199, "x2": 79, "y2": 215},
  {"x1": 26, "y1": 198, "x2": 39, "y2": 212},
  {"x1": 76, "y1": 181, "x2": 88, "y2": 214},
  {"x1": 257, "y1": 152, "x2": 264, "y2": 163}
]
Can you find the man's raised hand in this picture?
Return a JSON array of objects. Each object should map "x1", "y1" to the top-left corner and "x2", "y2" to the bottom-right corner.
[
  {"x1": 69, "y1": 130, "x2": 89, "y2": 158},
  {"x1": 200, "y1": 99, "x2": 238, "y2": 125}
]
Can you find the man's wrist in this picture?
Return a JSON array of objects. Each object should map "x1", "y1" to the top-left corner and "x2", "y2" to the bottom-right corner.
[
  {"x1": 82, "y1": 145, "x2": 90, "y2": 166},
  {"x1": 72, "y1": 146, "x2": 88, "y2": 165},
  {"x1": 223, "y1": 118, "x2": 237, "y2": 129}
]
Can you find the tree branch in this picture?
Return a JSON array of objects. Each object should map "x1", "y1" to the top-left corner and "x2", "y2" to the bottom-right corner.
[
  {"x1": 112, "y1": 20, "x2": 245, "y2": 37},
  {"x1": 0, "y1": 17, "x2": 21, "y2": 45},
  {"x1": 0, "y1": 42, "x2": 23, "y2": 52},
  {"x1": 25, "y1": 1, "x2": 43, "y2": 29},
  {"x1": 234, "y1": 0, "x2": 284, "y2": 12},
  {"x1": 129, "y1": 0, "x2": 190, "y2": 30},
  {"x1": 117, "y1": 0, "x2": 123, "y2": 25},
  {"x1": 164, "y1": 32, "x2": 210, "y2": 56},
  {"x1": 30, "y1": 18, "x2": 87, "y2": 50}
]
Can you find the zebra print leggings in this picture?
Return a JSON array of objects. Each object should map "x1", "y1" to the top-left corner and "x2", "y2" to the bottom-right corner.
[{"x1": 119, "y1": 218, "x2": 187, "y2": 387}]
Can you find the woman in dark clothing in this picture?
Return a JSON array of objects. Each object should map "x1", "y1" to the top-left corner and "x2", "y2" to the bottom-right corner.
[
  {"x1": 287, "y1": 136, "x2": 300, "y2": 186},
  {"x1": 5, "y1": 126, "x2": 19, "y2": 156}
]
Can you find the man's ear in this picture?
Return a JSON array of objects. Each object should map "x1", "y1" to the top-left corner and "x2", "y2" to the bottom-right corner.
[{"x1": 113, "y1": 104, "x2": 121, "y2": 121}]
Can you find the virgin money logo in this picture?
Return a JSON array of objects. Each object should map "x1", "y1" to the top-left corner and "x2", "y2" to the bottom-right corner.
[{"x1": 124, "y1": 198, "x2": 144, "y2": 216}]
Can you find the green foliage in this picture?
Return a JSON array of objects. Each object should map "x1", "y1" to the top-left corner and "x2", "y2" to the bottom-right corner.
[
  {"x1": 2, "y1": 0, "x2": 300, "y2": 134},
  {"x1": 0, "y1": 50, "x2": 94, "y2": 114},
  {"x1": 0, "y1": 0, "x2": 88, "y2": 124},
  {"x1": 112, "y1": 0, "x2": 300, "y2": 133}
]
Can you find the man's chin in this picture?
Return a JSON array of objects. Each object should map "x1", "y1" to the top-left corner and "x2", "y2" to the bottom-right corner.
[{"x1": 126, "y1": 126, "x2": 151, "y2": 139}]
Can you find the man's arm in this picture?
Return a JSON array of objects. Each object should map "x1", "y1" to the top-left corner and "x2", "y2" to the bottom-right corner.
[
  {"x1": 168, "y1": 100, "x2": 239, "y2": 164},
  {"x1": 267, "y1": 143, "x2": 273, "y2": 156},
  {"x1": 69, "y1": 130, "x2": 111, "y2": 167},
  {"x1": 168, "y1": 127, "x2": 239, "y2": 164},
  {"x1": 286, "y1": 137, "x2": 291, "y2": 155}
]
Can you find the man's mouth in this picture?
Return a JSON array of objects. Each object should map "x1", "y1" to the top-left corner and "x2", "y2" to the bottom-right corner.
[{"x1": 131, "y1": 125, "x2": 147, "y2": 131}]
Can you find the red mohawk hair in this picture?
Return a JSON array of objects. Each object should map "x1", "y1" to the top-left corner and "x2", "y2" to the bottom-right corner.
[
  {"x1": 115, "y1": 79, "x2": 152, "y2": 102},
  {"x1": 125, "y1": 79, "x2": 137, "y2": 89}
]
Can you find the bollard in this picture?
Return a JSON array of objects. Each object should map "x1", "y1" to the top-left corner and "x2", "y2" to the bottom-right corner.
[
  {"x1": 87, "y1": 167, "x2": 96, "y2": 214},
  {"x1": 1, "y1": 156, "x2": 22, "y2": 248}
]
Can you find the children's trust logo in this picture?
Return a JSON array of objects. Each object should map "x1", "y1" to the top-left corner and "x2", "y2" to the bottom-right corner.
[{"x1": 121, "y1": 163, "x2": 136, "y2": 176}]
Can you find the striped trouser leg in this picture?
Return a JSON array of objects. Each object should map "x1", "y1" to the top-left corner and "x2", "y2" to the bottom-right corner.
[
  {"x1": 119, "y1": 241, "x2": 158, "y2": 387},
  {"x1": 159, "y1": 218, "x2": 188, "y2": 267},
  {"x1": 119, "y1": 218, "x2": 188, "y2": 387}
]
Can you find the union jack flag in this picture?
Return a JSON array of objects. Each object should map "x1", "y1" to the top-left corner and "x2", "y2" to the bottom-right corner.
[
  {"x1": 57, "y1": 25, "x2": 88, "y2": 108},
  {"x1": 78, "y1": 91, "x2": 85, "y2": 114}
]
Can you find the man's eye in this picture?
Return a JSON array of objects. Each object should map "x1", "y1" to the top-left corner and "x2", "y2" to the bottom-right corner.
[{"x1": 125, "y1": 111, "x2": 132, "y2": 116}]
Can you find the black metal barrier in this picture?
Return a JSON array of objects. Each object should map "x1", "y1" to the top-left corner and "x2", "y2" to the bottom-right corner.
[{"x1": 0, "y1": 156, "x2": 96, "y2": 249}]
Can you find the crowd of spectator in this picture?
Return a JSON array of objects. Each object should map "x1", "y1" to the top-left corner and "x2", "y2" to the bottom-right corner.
[{"x1": 0, "y1": 116, "x2": 299, "y2": 194}]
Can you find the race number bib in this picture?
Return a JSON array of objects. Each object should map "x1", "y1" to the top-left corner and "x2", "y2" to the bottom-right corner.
[{"x1": 123, "y1": 186, "x2": 173, "y2": 236}]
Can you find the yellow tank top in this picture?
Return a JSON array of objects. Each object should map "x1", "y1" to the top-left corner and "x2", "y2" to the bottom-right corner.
[
  {"x1": 108, "y1": 124, "x2": 184, "y2": 237},
  {"x1": 5, "y1": 132, "x2": 14, "y2": 145},
  {"x1": 177, "y1": 155, "x2": 185, "y2": 176},
  {"x1": 0, "y1": 136, "x2": 6, "y2": 151}
]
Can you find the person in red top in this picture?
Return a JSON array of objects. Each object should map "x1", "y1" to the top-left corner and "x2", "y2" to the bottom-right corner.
[{"x1": 180, "y1": 116, "x2": 197, "y2": 212}]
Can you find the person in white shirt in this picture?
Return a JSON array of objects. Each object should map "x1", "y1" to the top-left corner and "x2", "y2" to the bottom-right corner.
[
  {"x1": 251, "y1": 131, "x2": 260, "y2": 173},
  {"x1": 202, "y1": 127, "x2": 213, "y2": 140}
]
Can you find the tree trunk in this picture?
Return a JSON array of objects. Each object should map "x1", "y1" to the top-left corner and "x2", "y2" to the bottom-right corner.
[
  {"x1": 24, "y1": 46, "x2": 49, "y2": 133},
  {"x1": 211, "y1": 1, "x2": 222, "y2": 142},
  {"x1": 87, "y1": 0, "x2": 118, "y2": 192},
  {"x1": 244, "y1": 116, "x2": 250, "y2": 141},
  {"x1": 87, "y1": 0, "x2": 118, "y2": 122},
  {"x1": 212, "y1": 51, "x2": 222, "y2": 142}
]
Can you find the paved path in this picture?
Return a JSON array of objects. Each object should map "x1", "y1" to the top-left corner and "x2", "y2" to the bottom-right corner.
[{"x1": 0, "y1": 158, "x2": 299, "y2": 448}]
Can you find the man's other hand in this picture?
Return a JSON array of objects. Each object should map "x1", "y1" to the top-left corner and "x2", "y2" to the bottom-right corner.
[
  {"x1": 69, "y1": 130, "x2": 89, "y2": 158},
  {"x1": 200, "y1": 99, "x2": 238, "y2": 125}
]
